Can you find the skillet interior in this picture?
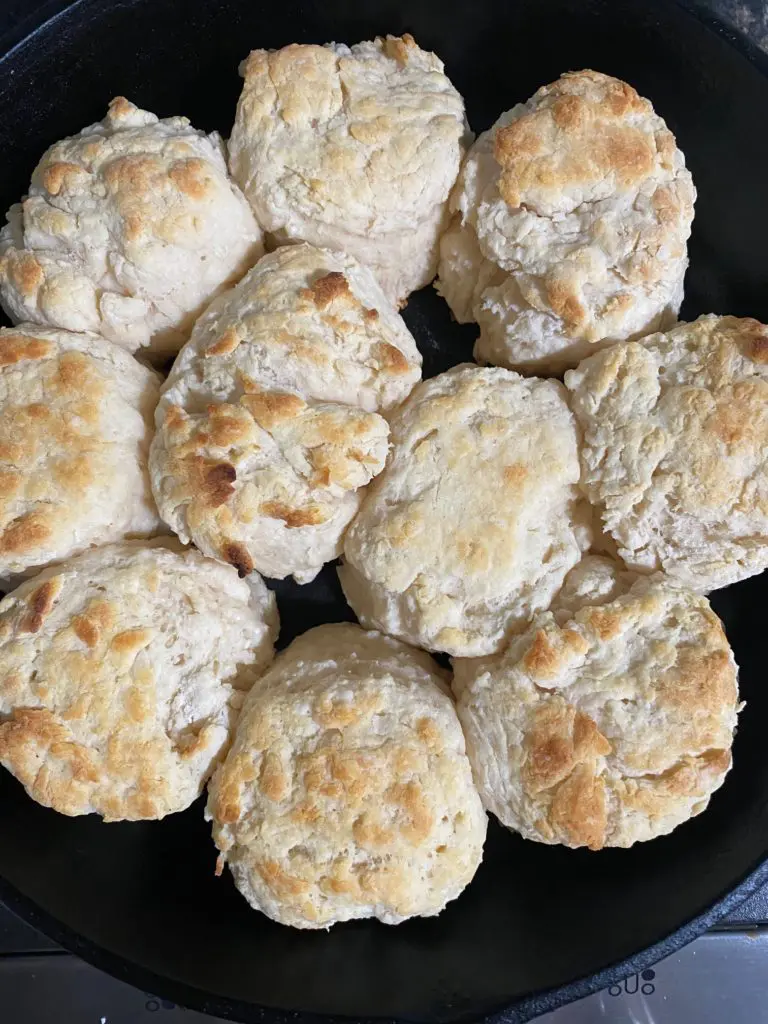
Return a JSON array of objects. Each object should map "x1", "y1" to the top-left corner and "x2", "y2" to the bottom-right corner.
[{"x1": 1, "y1": 0, "x2": 768, "y2": 1020}]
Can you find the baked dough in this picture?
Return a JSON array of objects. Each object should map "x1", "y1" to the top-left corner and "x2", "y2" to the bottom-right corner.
[
  {"x1": 437, "y1": 70, "x2": 695, "y2": 374},
  {"x1": 151, "y1": 243, "x2": 421, "y2": 583},
  {"x1": 207, "y1": 623, "x2": 486, "y2": 928},
  {"x1": 551, "y1": 555, "x2": 636, "y2": 620},
  {"x1": 453, "y1": 572, "x2": 739, "y2": 849},
  {"x1": 340, "y1": 365, "x2": 591, "y2": 656},
  {"x1": 0, "y1": 98, "x2": 263, "y2": 359},
  {"x1": 0, "y1": 539, "x2": 278, "y2": 820},
  {"x1": 229, "y1": 36, "x2": 467, "y2": 305},
  {"x1": 566, "y1": 315, "x2": 768, "y2": 591},
  {"x1": 0, "y1": 324, "x2": 162, "y2": 581}
]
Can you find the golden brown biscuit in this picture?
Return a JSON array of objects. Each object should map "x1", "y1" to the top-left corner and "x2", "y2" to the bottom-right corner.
[
  {"x1": 340, "y1": 365, "x2": 592, "y2": 656},
  {"x1": 437, "y1": 71, "x2": 695, "y2": 374},
  {"x1": 453, "y1": 574, "x2": 739, "y2": 849},
  {"x1": 0, "y1": 98, "x2": 263, "y2": 359},
  {"x1": 0, "y1": 539, "x2": 277, "y2": 820},
  {"x1": 229, "y1": 37, "x2": 467, "y2": 304},
  {"x1": 207, "y1": 623, "x2": 486, "y2": 928},
  {"x1": 0, "y1": 324, "x2": 161, "y2": 581},
  {"x1": 566, "y1": 315, "x2": 768, "y2": 591},
  {"x1": 151, "y1": 244, "x2": 421, "y2": 583}
]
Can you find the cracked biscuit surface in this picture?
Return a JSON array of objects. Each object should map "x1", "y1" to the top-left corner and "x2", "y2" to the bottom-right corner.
[
  {"x1": 0, "y1": 324, "x2": 162, "y2": 581},
  {"x1": 339, "y1": 365, "x2": 591, "y2": 656},
  {"x1": 550, "y1": 555, "x2": 637, "y2": 620},
  {"x1": 150, "y1": 243, "x2": 421, "y2": 583},
  {"x1": 0, "y1": 539, "x2": 278, "y2": 820},
  {"x1": 437, "y1": 70, "x2": 695, "y2": 374},
  {"x1": 0, "y1": 98, "x2": 263, "y2": 359},
  {"x1": 207, "y1": 623, "x2": 486, "y2": 928},
  {"x1": 566, "y1": 315, "x2": 768, "y2": 591},
  {"x1": 229, "y1": 35, "x2": 467, "y2": 305},
  {"x1": 453, "y1": 569, "x2": 739, "y2": 849}
]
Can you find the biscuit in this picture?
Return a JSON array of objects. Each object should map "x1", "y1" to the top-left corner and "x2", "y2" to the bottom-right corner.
[
  {"x1": 229, "y1": 36, "x2": 467, "y2": 305},
  {"x1": 0, "y1": 97, "x2": 263, "y2": 359},
  {"x1": 207, "y1": 623, "x2": 486, "y2": 928},
  {"x1": 453, "y1": 574, "x2": 739, "y2": 849},
  {"x1": 566, "y1": 315, "x2": 768, "y2": 591},
  {"x1": 0, "y1": 324, "x2": 162, "y2": 581},
  {"x1": 151, "y1": 243, "x2": 421, "y2": 583},
  {"x1": 551, "y1": 555, "x2": 636, "y2": 620},
  {"x1": 339, "y1": 365, "x2": 592, "y2": 656},
  {"x1": 437, "y1": 70, "x2": 695, "y2": 374},
  {"x1": 0, "y1": 539, "x2": 278, "y2": 820}
]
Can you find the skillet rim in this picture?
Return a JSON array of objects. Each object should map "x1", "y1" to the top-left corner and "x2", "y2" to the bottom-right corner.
[
  {"x1": 3, "y1": 857, "x2": 768, "y2": 1023},
  {"x1": 0, "y1": 0, "x2": 767, "y2": 1020}
]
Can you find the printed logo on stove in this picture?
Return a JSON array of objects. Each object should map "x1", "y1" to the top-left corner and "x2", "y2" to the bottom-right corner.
[{"x1": 608, "y1": 969, "x2": 656, "y2": 997}]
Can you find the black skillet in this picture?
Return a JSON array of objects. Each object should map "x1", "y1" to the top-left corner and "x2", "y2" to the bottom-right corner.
[{"x1": 1, "y1": 0, "x2": 768, "y2": 1021}]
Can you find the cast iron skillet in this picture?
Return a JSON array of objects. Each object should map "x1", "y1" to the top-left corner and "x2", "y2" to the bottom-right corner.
[{"x1": 1, "y1": 0, "x2": 768, "y2": 1021}]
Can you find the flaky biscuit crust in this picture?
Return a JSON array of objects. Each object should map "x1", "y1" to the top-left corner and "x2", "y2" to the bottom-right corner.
[
  {"x1": 437, "y1": 70, "x2": 694, "y2": 374},
  {"x1": 454, "y1": 573, "x2": 738, "y2": 849},
  {"x1": 566, "y1": 315, "x2": 768, "y2": 590},
  {"x1": 0, "y1": 539, "x2": 277, "y2": 820},
  {"x1": 151, "y1": 243, "x2": 421, "y2": 583},
  {"x1": 0, "y1": 98, "x2": 263, "y2": 358},
  {"x1": 207, "y1": 623, "x2": 485, "y2": 928},
  {"x1": 229, "y1": 36, "x2": 467, "y2": 304},
  {"x1": 340, "y1": 365, "x2": 591, "y2": 656},
  {"x1": 0, "y1": 324, "x2": 162, "y2": 579}
]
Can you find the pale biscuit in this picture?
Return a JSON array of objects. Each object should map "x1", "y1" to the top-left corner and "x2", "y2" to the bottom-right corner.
[
  {"x1": 0, "y1": 324, "x2": 162, "y2": 581},
  {"x1": 566, "y1": 315, "x2": 768, "y2": 591},
  {"x1": 339, "y1": 365, "x2": 591, "y2": 657},
  {"x1": 453, "y1": 574, "x2": 739, "y2": 849},
  {"x1": 229, "y1": 36, "x2": 467, "y2": 305},
  {"x1": 0, "y1": 539, "x2": 278, "y2": 820},
  {"x1": 551, "y1": 555, "x2": 636, "y2": 621},
  {"x1": 0, "y1": 97, "x2": 263, "y2": 359},
  {"x1": 207, "y1": 623, "x2": 486, "y2": 928},
  {"x1": 437, "y1": 70, "x2": 695, "y2": 374},
  {"x1": 151, "y1": 243, "x2": 421, "y2": 583}
]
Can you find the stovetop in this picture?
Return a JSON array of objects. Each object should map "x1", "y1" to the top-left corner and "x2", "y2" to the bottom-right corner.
[{"x1": 2, "y1": 887, "x2": 768, "y2": 1024}]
